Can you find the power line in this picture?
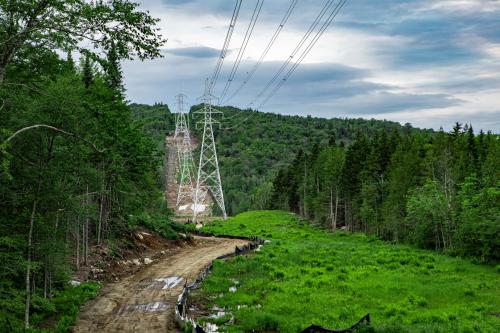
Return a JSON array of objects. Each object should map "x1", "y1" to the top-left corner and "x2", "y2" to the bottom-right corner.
[
  {"x1": 258, "y1": 0, "x2": 347, "y2": 109},
  {"x1": 247, "y1": 0, "x2": 339, "y2": 109},
  {"x1": 224, "y1": 0, "x2": 348, "y2": 130},
  {"x1": 209, "y1": 0, "x2": 243, "y2": 94},
  {"x1": 219, "y1": 0, "x2": 264, "y2": 104},
  {"x1": 222, "y1": 0, "x2": 299, "y2": 105},
  {"x1": 222, "y1": 109, "x2": 257, "y2": 131}
]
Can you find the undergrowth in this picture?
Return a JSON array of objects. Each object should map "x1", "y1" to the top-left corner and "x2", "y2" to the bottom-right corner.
[
  {"x1": 128, "y1": 211, "x2": 188, "y2": 240},
  {"x1": 190, "y1": 210, "x2": 500, "y2": 333},
  {"x1": 0, "y1": 282, "x2": 100, "y2": 332}
]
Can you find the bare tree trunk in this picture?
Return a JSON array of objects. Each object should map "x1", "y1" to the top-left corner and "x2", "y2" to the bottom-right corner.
[
  {"x1": 334, "y1": 193, "x2": 339, "y2": 231},
  {"x1": 0, "y1": 65, "x2": 6, "y2": 85},
  {"x1": 25, "y1": 197, "x2": 38, "y2": 329},
  {"x1": 44, "y1": 260, "x2": 48, "y2": 299},
  {"x1": 75, "y1": 216, "x2": 80, "y2": 270},
  {"x1": 85, "y1": 186, "x2": 89, "y2": 263},
  {"x1": 330, "y1": 188, "x2": 334, "y2": 230},
  {"x1": 303, "y1": 162, "x2": 308, "y2": 218},
  {"x1": 97, "y1": 179, "x2": 104, "y2": 245},
  {"x1": 344, "y1": 200, "x2": 349, "y2": 231},
  {"x1": 82, "y1": 185, "x2": 89, "y2": 265}
]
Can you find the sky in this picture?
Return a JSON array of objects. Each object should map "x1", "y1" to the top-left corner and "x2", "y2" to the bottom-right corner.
[{"x1": 123, "y1": 0, "x2": 500, "y2": 132}]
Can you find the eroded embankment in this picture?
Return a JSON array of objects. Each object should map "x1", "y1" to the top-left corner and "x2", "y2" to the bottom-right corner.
[{"x1": 73, "y1": 236, "x2": 249, "y2": 333}]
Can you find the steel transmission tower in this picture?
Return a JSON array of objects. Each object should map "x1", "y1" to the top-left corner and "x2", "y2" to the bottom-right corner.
[
  {"x1": 174, "y1": 94, "x2": 195, "y2": 208},
  {"x1": 193, "y1": 84, "x2": 227, "y2": 222},
  {"x1": 174, "y1": 94, "x2": 188, "y2": 139}
]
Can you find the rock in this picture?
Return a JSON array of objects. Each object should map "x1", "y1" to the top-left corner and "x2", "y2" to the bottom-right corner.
[
  {"x1": 136, "y1": 233, "x2": 144, "y2": 240},
  {"x1": 179, "y1": 233, "x2": 187, "y2": 239},
  {"x1": 264, "y1": 240, "x2": 271, "y2": 244},
  {"x1": 144, "y1": 258, "x2": 153, "y2": 265},
  {"x1": 229, "y1": 286, "x2": 237, "y2": 293},
  {"x1": 132, "y1": 259, "x2": 141, "y2": 266},
  {"x1": 69, "y1": 280, "x2": 81, "y2": 286}
]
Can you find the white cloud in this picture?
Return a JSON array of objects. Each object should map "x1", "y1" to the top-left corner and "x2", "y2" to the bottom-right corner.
[{"x1": 122, "y1": 0, "x2": 500, "y2": 132}]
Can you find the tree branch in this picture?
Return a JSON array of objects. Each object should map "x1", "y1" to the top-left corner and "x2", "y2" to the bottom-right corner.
[{"x1": 3, "y1": 124, "x2": 105, "y2": 153}]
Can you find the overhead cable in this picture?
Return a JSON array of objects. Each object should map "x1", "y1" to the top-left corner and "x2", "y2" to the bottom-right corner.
[{"x1": 219, "y1": 0, "x2": 265, "y2": 103}]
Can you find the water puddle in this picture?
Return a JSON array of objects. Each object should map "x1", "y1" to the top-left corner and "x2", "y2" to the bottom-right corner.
[
  {"x1": 148, "y1": 276, "x2": 184, "y2": 290},
  {"x1": 113, "y1": 301, "x2": 170, "y2": 315},
  {"x1": 204, "y1": 322, "x2": 219, "y2": 333}
]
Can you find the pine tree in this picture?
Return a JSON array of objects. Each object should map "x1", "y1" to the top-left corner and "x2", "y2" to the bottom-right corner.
[
  {"x1": 105, "y1": 41, "x2": 124, "y2": 97},
  {"x1": 328, "y1": 133, "x2": 336, "y2": 146},
  {"x1": 82, "y1": 53, "x2": 93, "y2": 89},
  {"x1": 66, "y1": 52, "x2": 76, "y2": 72},
  {"x1": 466, "y1": 125, "x2": 478, "y2": 173}
]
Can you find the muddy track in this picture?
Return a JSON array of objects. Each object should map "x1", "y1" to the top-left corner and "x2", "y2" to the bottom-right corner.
[{"x1": 73, "y1": 236, "x2": 249, "y2": 333}]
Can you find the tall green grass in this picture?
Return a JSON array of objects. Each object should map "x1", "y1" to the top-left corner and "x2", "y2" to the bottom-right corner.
[{"x1": 191, "y1": 211, "x2": 499, "y2": 332}]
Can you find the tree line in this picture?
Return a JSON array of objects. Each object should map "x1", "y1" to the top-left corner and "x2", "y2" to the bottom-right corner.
[
  {"x1": 0, "y1": 1, "x2": 166, "y2": 330},
  {"x1": 270, "y1": 125, "x2": 499, "y2": 262},
  {"x1": 185, "y1": 105, "x2": 431, "y2": 216}
]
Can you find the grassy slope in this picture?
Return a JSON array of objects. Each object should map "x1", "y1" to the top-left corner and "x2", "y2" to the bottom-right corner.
[{"x1": 192, "y1": 211, "x2": 499, "y2": 333}]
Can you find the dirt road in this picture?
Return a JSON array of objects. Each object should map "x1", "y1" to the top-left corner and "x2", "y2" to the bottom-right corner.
[{"x1": 74, "y1": 236, "x2": 249, "y2": 333}]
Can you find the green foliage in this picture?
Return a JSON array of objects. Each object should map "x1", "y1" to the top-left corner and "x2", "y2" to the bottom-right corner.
[
  {"x1": 0, "y1": 0, "x2": 166, "y2": 83},
  {"x1": 185, "y1": 104, "x2": 424, "y2": 216},
  {"x1": 454, "y1": 176, "x2": 500, "y2": 261},
  {"x1": 271, "y1": 123, "x2": 499, "y2": 262},
  {"x1": 405, "y1": 179, "x2": 450, "y2": 250},
  {"x1": 192, "y1": 211, "x2": 500, "y2": 333},
  {"x1": 0, "y1": 282, "x2": 100, "y2": 332},
  {"x1": 0, "y1": 5, "x2": 168, "y2": 326}
]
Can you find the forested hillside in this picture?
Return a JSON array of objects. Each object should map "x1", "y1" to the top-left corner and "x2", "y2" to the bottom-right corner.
[
  {"x1": 200, "y1": 106, "x2": 425, "y2": 216},
  {"x1": 149, "y1": 104, "x2": 430, "y2": 216},
  {"x1": 270, "y1": 123, "x2": 499, "y2": 261},
  {"x1": 131, "y1": 102, "x2": 498, "y2": 264}
]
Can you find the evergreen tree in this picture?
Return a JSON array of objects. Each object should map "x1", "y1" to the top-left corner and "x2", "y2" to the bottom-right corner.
[
  {"x1": 82, "y1": 53, "x2": 94, "y2": 89},
  {"x1": 105, "y1": 41, "x2": 124, "y2": 96}
]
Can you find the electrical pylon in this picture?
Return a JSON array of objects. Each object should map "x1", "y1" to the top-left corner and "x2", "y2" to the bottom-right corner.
[
  {"x1": 174, "y1": 94, "x2": 195, "y2": 207},
  {"x1": 174, "y1": 94, "x2": 188, "y2": 139},
  {"x1": 193, "y1": 83, "x2": 227, "y2": 222}
]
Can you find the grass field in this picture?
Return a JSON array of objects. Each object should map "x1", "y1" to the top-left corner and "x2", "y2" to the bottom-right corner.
[{"x1": 189, "y1": 211, "x2": 500, "y2": 333}]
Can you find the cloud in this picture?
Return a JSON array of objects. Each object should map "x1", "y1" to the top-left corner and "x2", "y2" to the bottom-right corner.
[
  {"x1": 122, "y1": 0, "x2": 500, "y2": 132},
  {"x1": 342, "y1": 92, "x2": 465, "y2": 114},
  {"x1": 165, "y1": 46, "x2": 221, "y2": 58}
]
